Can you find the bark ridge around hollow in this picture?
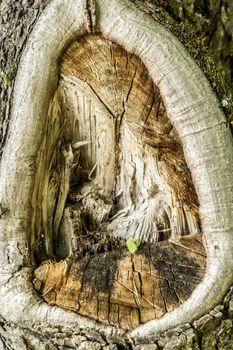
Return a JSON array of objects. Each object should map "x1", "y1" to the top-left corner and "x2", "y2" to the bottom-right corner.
[{"x1": 0, "y1": 0, "x2": 233, "y2": 345}]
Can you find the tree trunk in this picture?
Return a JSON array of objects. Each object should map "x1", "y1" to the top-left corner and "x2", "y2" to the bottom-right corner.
[{"x1": 0, "y1": 0, "x2": 233, "y2": 349}]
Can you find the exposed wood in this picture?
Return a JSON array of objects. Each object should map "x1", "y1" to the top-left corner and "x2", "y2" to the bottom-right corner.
[
  {"x1": 34, "y1": 234, "x2": 206, "y2": 329},
  {"x1": 32, "y1": 35, "x2": 201, "y2": 261},
  {"x1": 0, "y1": 0, "x2": 233, "y2": 340},
  {"x1": 61, "y1": 35, "x2": 199, "y2": 216},
  {"x1": 30, "y1": 35, "x2": 205, "y2": 327}
]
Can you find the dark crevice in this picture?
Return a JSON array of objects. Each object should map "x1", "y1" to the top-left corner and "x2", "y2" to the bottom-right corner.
[
  {"x1": 207, "y1": 0, "x2": 223, "y2": 47},
  {"x1": 85, "y1": 81, "x2": 116, "y2": 118},
  {"x1": 85, "y1": 0, "x2": 95, "y2": 33}
]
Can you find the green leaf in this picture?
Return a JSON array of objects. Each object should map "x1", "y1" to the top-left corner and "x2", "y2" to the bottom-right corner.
[{"x1": 126, "y1": 238, "x2": 139, "y2": 255}]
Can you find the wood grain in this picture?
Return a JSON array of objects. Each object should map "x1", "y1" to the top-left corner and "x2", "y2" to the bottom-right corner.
[
  {"x1": 34, "y1": 234, "x2": 206, "y2": 329},
  {"x1": 32, "y1": 35, "x2": 206, "y2": 329}
]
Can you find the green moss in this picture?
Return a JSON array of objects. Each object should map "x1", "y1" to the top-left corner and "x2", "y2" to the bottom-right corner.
[
  {"x1": 0, "y1": 69, "x2": 12, "y2": 86},
  {"x1": 132, "y1": 0, "x2": 233, "y2": 118},
  {"x1": 170, "y1": 20, "x2": 233, "y2": 118}
]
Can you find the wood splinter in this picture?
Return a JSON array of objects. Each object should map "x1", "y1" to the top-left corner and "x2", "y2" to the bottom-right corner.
[
  {"x1": 1, "y1": 0, "x2": 233, "y2": 339},
  {"x1": 33, "y1": 35, "x2": 206, "y2": 329}
]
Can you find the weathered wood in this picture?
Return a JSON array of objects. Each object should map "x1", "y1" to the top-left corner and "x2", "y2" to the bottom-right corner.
[
  {"x1": 34, "y1": 234, "x2": 206, "y2": 329},
  {"x1": 30, "y1": 35, "x2": 206, "y2": 327},
  {"x1": 61, "y1": 35, "x2": 199, "y2": 216},
  {"x1": 1, "y1": 0, "x2": 233, "y2": 342},
  {"x1": 32, "y1": 35, "x2": 201, "y2": 261}
]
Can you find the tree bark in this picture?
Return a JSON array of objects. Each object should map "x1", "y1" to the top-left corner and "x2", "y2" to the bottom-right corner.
[{"x1": 0, "y1": 0, "x2": 233, "y2": 349}]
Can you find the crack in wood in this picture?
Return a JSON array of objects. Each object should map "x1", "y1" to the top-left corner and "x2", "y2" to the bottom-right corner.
[
  {"x1": 85, "y1": 0, "x2": 96, "y2": 33},
  {"x1": 32, "y1": 34, "x2": 206, "y2": 329}
]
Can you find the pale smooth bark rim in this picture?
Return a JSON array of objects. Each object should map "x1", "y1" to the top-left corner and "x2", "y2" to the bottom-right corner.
[{"x1": 0, "y1": 0, "x2": 233, "y2": 338}]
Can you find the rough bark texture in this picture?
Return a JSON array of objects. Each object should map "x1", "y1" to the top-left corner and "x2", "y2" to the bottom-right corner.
[
  {"x1": 0, "y1": 0, "x2": 50, "y2": 154},
  {"x1": 130, "y1": 0, "x2": 233, "y2": 122},
  {"x1": 161, "y1": 0, "x2": 233, "y2": 89},
  {"x1": 1, "y1": 0, "x2": 232, "y2": 155},
  {"x1": 0, "y1": 0, "x2": 233, "y2": 349},
  {"x1": 1, "y1": 290, "x2": 233, "y2": 350}
]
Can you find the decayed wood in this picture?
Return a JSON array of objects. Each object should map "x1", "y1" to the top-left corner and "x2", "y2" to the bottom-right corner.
[
  {"x1": 32, "y1": 35, "x2": 201, "y2": 261},
  {"x1": 30, "y1": 35, "x2": 206, "y2": 329},
  {"x1": 97, "y1": 0, "x2": 233, "y2": 337},
  {"x1": 34, "y1": 234, "x2": 206, "y2": 329},
  {"x1": 61, "y1": 35, "x2": 199, "y2": 215},
  {"x1": 1, "y1": 0, "x2": 233, "y2": 339}
]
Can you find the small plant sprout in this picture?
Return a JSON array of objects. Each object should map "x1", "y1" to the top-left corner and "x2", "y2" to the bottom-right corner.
[
  {"x1": 126, "y1": 237, "x2": 141, "y2": 255},
  {"x1": 126, "y1": 227, "x2": 171, "y2": 255}
]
